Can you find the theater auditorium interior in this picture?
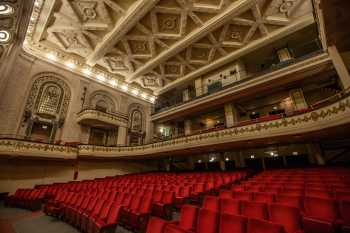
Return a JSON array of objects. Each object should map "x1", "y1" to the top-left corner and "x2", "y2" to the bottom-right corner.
[{"x1": 0, "y1": 0, "x2": 350, "y2": 233}]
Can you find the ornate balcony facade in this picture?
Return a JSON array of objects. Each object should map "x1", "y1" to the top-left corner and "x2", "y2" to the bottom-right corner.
[
  {"x1": 1, "y1": 94, "x2": 350, "y2": 159},
  {"x1": 0, "y1": 139, "x2": 77, "y2": 159},
  {"x1": 76, "y1": 109, "x2": 128, "y2": 128},
  {"x1": 79, "y1": 94, "x2": 350, "y2": 158}
]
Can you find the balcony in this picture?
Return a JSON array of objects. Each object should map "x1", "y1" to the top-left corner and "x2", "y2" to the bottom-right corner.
[
  {"x1": 152, "y1": 50, "x2": 332, "y2": 122},
  {"x1": 79, "y1": 89, "x2": 350, "y2": 158},
  {"x1": 0, "y1": 139, "x2": 77, "y2": 159},
  {"x1": 76, "y1": 109, "x2": 128, "y2": 128}
]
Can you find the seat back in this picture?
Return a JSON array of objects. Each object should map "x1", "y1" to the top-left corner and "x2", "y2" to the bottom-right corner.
[
  {"x1": 196, "y1": 209, "x2": 218, "y2": 233},
  {"x1": 253, "y1": 192, "x2": 275, "y2": 203},
  {"x1": 130, "y1": 195, "x2": 142, "y2": 211},
  {"x1": 269, "y1": 204, "x2": 303, "y2": 233},
  {"x1": 178, "y1": 205, "x2": 198, "y2": 231},
  {"x1": 339, "y1": 200, "x2": 350, "y2": 224},
  {"x1": 247, "y1": 218, "x2": 284, "y2": 233},
  {"x1": 275, "y1": 194, "x2": 303, "y2": 209},
  {"x1": 219, "y1": 190, "x2": 232, "y2": 199},
  {"x1": 146, "y1": 217, "x2": 167, "y2": 233},
  {"x1": 202, "y1": 196, "x2": 219, "y2": 212},
  {"x1": 219, "y1": 213, "x2": 247, "y2": 233},
  {"x1": 220, "y1": 198, "x2": 240, "y2": 215},
  {"x1": 241, "y1": 201, "x2": 268, "y2": 220},
  {"x1": 162, "y1": 191, "x2": 174, "y2": 204},
  {"x1": 304, "y1": 197, "x2": 339, "y2": 221},
  {"x1": 139, "y1": 196, "x2": 153, "y2": 214},
  {"x1": 233, "y1": 191, "x2": 252, "y2": 201},
  {"x1": 153, "y1": 190, "x2": 163, "y2": 202}
]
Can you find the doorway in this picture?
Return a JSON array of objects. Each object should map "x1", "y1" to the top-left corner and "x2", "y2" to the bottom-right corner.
[{"x1": 30, "y1": 122, "x2": 53, "y2": 142}]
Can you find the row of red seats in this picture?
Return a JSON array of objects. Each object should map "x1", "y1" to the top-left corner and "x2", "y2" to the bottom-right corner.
[
  {"x1": 146, "y1": 206, "x2": 288, "y2": 233},
  {"x1": 201, "y1": 195, "x2": 350, "y2": 233},
  {"x1": 5, "y1": 188, "x2": 48, "y2": 210}
]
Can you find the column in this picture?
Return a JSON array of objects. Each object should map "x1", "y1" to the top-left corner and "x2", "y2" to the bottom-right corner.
[
  {"x1": 328, "y1": 45, "x2": 350, "y2": 89},
  {"x1": 307, "y1": 143, "x2": 325, "y2": 165},
  {"x1": 184, "y1": 119, "x2": 192, "y2": 135},
  {"x1": 182, "y1": 89, "x2": 190, "y2": 102},
  {"x1": 290, "y1": 89, "x2": 308, "y2": 110},
  {"x1": 117, "y1": 126, "x2": 127, "y2": 146},
  {"x1": 195, "y1": 78, "x2": 203, "y2": 97},
  {"x1": 239, "y1": 151, "x2": 246, "y2": 168},
  {"x1": 224, "y1": 103, "x2": 239, "y2": 127}
]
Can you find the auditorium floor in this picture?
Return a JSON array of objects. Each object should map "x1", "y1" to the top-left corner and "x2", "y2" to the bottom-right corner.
[{"x1": 0, "y1": 203, "x2": 132, "y2": 233}]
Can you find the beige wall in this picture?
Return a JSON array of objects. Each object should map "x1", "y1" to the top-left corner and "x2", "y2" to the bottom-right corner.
[
  {"x1": 0, "y1": 50, "x2": 153, "y2": 144},
  {"x1": 0, "y1": 158, "x2": 157, "y2": 194}
]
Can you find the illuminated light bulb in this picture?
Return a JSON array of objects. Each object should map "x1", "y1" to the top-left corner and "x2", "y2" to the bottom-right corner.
[
  {"x1": 141, "y1": 93, "x2": 147, "y2": 99},
  {"x1": 96, "y1": 74, "x2": 105, "y2": 82},
  {"x1": 109, "y1": 79, "x2": 117, "y2": 86},
  {"x1": 46, "y1": 53, "x2": 57, "y2": 61},
  {"x1": 82, "y1": 68, "x2": 92, "y2": 76},
  {"x1": 225, "y1": 157, "x2": 229, "y2": 161},
  {"x1": 66, "y1": 61, "x2": 76, "y2": 69},
  {"x1": 132, "y1": 89, "x2": 139, "y2": 96},
  {"x1": 121, "y1": 85, "x2": 128, "y2": 91},
  {"x1": 150, "y1": 96, "x2": 156, "y2": 102},
  {"x1": 250, "y1": 155, "x2": 255, "y2": 159}
]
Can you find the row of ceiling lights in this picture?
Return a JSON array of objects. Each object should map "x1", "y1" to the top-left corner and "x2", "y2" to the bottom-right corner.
[
  {"x1": 197, "y1": 151, "x2": 300, "y2": 163},
  {"x1": 24, "y1": 0, "x2": 156, "y2": 103}
]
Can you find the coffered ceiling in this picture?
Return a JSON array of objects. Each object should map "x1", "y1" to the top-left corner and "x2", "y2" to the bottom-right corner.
[{"x1": 24, "y1": 0, "x2": 315, "y2": 98}]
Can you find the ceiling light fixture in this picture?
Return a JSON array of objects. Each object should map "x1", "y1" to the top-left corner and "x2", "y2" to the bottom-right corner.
[
  {"x1": 109, "y1": 79, "x2": 117, "y2": 86},
  {"x1": 82, "y1": 67, "x2": 92, "y2": 76},
  {"x1": 121, "y1": 85, "x2": 128, "y2": 91},
  {"x1": 65, "y1": 61, "x2": 76, "y2": 69},
  {"x1": 46, "y1": 53, "x2": 57, "y2": 61},
  {"x1": 96, "y1": 74, "x2": 105, "y2": 82}
]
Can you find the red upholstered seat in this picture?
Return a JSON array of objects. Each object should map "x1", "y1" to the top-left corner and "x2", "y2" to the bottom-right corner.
[
  {"x1": 146, "y1": 217, "x2": 167, "y2": 233},
  {"x1": 175, "y1": 205, "x2": 199, "y2": 231},
  {"x1": 247, "y1": 218, "x2": 284, "y2": 233},
  {"x1": 253, "y1": 192, "x2": 275, "y2": 203},
  {"x1": 241, "y1": 201, "x2": 268, "y2": 220},
  {"x1": 232, "y1": 191, "x2": 252, "y2": 201},
  {"x1": 275, "y1": 194, "x2": 303, "y2": 209},
  {"x1": 219, "y1": 213, "x2": 247, "y2": 233},
  {"x1": 303, "y1": 197, "x2": 339, "y2": 233},
  {"x1": 196, "y1": 209, "x2": 218, "y2": 233},
  {"x1": 219, "y1": 190, "x2": 232, "y2": 199},
  {"x1": 202, "y1": 196, "x2": 219, "y2": 212},
  {"x1": 269, "y1": 204, "x2": 303, "y2": 233},
  {"x1": 220, "y1": 198, "x2": 241, "y2": 215},
  {"x1": 340, "y1": 200, "x2": 350, "y2": 233}
]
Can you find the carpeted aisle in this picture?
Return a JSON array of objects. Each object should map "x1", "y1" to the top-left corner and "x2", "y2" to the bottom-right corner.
[{"x1": 0, "y1": 203, "x2": 133, "y2": 233}]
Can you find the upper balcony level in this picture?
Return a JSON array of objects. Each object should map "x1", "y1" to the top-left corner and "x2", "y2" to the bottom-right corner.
[
  {"x1": 77, "y1": 109, "x2": 129, "y2": 128},
  {"x1": 152, "y1": 37, "x2": 332, "y2": 122},
  {"x1": 1, "y1": 89, "x2": 349, "y2": 159}
]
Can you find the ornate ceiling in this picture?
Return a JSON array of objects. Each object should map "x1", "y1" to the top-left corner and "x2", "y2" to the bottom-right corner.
[{"x1": 24, "y1": 0, "x2": 315, "y2": 99}]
